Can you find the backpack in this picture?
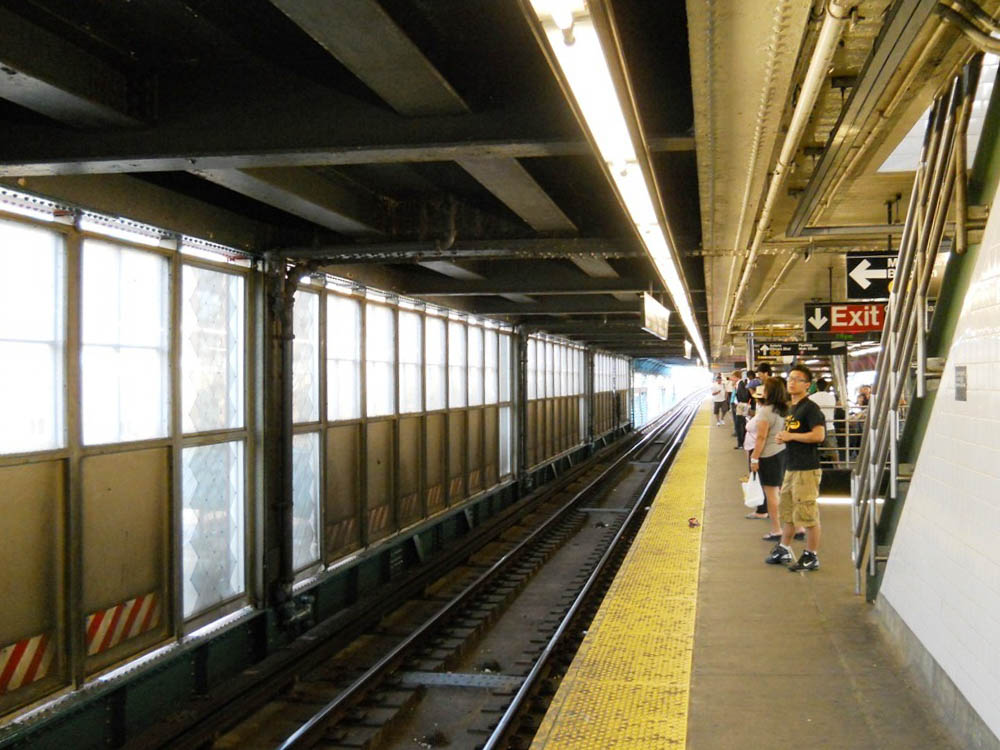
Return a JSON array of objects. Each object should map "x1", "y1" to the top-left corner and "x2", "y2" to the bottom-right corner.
[{"x1": 735, "y1": 379, "x2": 750, "y2": 403}]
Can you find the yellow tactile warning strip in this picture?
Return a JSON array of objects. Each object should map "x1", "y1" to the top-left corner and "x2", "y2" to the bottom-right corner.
[{"x1": 531, "y1": 404, "x2": 711, "y2": 749}]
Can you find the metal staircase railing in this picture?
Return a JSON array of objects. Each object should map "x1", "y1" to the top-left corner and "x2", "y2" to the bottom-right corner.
[{"x1": 851, "y1": 57, "x2": 981, "y2": 599}]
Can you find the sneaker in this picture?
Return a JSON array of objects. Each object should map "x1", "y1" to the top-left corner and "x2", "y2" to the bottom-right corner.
[
  {"x1": 788, "y1": 550, "x2": 820, "y2": 572},
  {"x1": 764, "y1": 544, "x2": 793, "y2": 565}
]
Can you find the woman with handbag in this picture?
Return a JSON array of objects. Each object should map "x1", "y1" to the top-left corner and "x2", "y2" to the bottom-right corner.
[{"x1": 749, "y1": 376, "x2": 790, "y2": 541}]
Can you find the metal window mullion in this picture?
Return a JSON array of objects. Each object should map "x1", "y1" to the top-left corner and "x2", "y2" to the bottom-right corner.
[
  {"x1": 238, "y1": 264, "x2": 256, "y2": 608},
  {"x1": 420, "y1": 311, "x2": 427, "y2": 518},
  {"x1": 169, "y1": 245, "x2": 183, "y2": 637},
  {"x1": 359, "y1": 301, "x2": 369, "y2": 545},
  {"x1": 443, "y1": 318, "x2": 451, "y2": 505},
  {"x1": 318, "y1": 289, "x2": 328, "y2": 561},
  {"x1": 64, "y1": 230, "x2": 84, "y2": 688},
  {"x1": 393, "y1": 305, "x2": 400, "y2": 533},
  {"x1": 462, "y1": 321, "x2": 469, "y2": 500}
]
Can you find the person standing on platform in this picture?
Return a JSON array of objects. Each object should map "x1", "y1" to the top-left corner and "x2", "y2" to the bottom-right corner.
[
  {"x1": 750, "y1": 376, "x2": 789, "y2": 541},
  {"x1": 711, "y1": 374, "x2": 727, "y2": 425},
  {"x1": 809, "y1": 378, "x2": 838, "y2": 466},
  {"x1": 765, "y1": 364, "x2": 826, "y2": 571},
  {"x1": 748, "y1": 362, "x2": 772, "y2": 399},
  {"x1": 733, "y1": 371, "x2": 753, "y2": 449},
  {"x1": 728, "y1": 371, "x2": 741, "y2": 435}
]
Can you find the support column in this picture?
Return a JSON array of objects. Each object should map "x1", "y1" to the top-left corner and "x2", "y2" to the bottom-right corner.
[{"x1": 261, "y1": 255, "x2": 314, "y2": 622}]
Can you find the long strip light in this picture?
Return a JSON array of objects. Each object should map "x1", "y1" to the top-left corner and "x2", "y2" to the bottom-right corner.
[{"x1": 526, "y1": 0, "x2": 708, "y2": 364}]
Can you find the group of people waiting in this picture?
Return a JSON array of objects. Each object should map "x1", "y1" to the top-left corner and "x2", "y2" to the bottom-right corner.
[{"x1": 710, "y1": 363, "x2": 828, "y2": 571}]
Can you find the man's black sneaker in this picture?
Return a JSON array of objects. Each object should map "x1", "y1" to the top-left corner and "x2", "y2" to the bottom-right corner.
[
  {"x1": 789, "y1": 550, "x2": 820, "y2": 572},
  {"x1": 764, "y1": 544, "x2": 793, "y2": 565}
]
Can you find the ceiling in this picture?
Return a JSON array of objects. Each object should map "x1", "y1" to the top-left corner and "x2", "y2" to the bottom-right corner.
[{"x1": 0, "y1": 0, "x2": 990, "y2": 364}]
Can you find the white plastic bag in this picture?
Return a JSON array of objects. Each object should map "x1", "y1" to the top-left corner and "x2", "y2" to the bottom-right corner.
[{"x1": 742, "y1": 472, "x2": 763, "y2": 508}]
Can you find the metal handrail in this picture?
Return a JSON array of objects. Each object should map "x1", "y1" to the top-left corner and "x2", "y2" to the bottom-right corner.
[{"x1": 850, "y1": 57, "x2": 980, "y2": 595}]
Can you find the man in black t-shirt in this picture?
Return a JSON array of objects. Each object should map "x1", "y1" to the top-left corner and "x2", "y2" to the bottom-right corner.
[{"x1": 764, "y1": 364, "x2": 826, "y2": 571}]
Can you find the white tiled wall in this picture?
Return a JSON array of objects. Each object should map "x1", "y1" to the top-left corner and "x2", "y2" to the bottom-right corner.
[{"x1": 880, "y1": 199, "x2": 1000, "y2": 738}]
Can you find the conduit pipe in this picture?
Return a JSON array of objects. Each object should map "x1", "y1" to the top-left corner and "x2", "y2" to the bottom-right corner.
[
  {"x1": 723, "y1": 0, "x2": 850, "y2": 337},
  {"x1": 750, "y1": 251, "x2": 800, "y2": 317}
]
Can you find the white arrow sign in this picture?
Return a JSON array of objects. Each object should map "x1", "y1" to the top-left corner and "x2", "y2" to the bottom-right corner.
[
  {"x1": 807, "y1": 307, "x2": 829, "y2": 329},
  {"x1": 759, "y1": 344, "x2": 771, "y2": 355},
  {"x1": 848, "y1": 258, "x2": 890, "y2": 290}
]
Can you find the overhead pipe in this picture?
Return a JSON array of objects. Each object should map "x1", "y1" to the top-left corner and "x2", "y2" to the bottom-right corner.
[
  {"x1": 723, "y1": 0, "x2": 851, "y2": 337},
  {"x1": 934, "y1": 3, "x2": 1000, "y2": 52},
  {"x1": 750, "y1": 251, "x2": 800, "y2": 316}
]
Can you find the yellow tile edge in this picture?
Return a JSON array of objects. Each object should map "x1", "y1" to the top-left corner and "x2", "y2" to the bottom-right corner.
[{"x1": 531, "y1": 403, "x2": 712, "y2": 750}]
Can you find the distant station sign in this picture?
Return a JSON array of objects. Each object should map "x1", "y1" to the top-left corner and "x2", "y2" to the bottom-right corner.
[
  {"x1": 804, "y1": 302, "x2": 885, "y2": 340},
  {"x1": 846, "y1": 251, "x2": 896, "y2": 299},
  {"x1": 640, "y1": 292, "x2": 670, "y2": 340},
  {"x1": 755, "y1": 341, "x2": 847, "y2": 359}
]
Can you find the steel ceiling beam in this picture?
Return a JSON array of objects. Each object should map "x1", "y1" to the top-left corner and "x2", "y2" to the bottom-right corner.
[
  {"x1": 0, "y1": 8, "x2": 142, "y2": 129},
  {"x1": 194, "y1": 167, "x2": 383, "y2": 236},
  {"x1": 269, "y1": 0, "x2": 576, "y2": 234},
  {"x1": 0, "y1": 130, "x2": 696, "y2": 178},
  {"x1": 471, "y1": 297, "x2": 639, "y2": 316},
  {"x1": 0, "y1": 103, "x2": 569, "y2": 177},
  {"x1": 414, "y1": 261, "x2": 535, "y2": 304},
  {"x1": 285, "y1": 237, "x2": 643, "y2": 262},
  {"x1": 2, "y1": 174, "x2": 273, "y2": 251},
  {"x1": 394, "y1": 276, "x2": 646, "y2": 297}
]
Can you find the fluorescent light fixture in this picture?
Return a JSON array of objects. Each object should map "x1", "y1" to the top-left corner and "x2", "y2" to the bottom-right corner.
[
  {"x1": 527, "y1": 0, "x2": 707, "y2": 364},
  {"x1": 849, "y1": 344, "x2": 882, "y2": 357}
]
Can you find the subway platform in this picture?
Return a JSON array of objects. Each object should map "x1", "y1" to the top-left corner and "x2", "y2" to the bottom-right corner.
[{"x1": 530, "y1": 403, "x2": 960, "y2": 749}]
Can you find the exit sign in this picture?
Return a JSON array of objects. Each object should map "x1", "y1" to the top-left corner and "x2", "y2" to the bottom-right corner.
[{"x1": 804, "y1": 302, "x2": 885, "y2": 339}]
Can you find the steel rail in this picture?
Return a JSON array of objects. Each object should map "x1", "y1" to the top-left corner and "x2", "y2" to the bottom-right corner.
[
  {"x1": 481, "y1": 397, "x2": 702, "y2": 750},
  {"x1": 275, "y1": 391, "x2": 707, "y2": 749}
]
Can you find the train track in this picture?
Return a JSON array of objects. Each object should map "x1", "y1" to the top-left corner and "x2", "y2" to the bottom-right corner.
[{"x1": 141, "y1": 396, "x2": 702, "y2": 750}]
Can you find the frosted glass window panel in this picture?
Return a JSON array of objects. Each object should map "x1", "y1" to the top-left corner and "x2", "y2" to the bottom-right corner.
[
  {"x1": 526, "y1": 339, "x2": 536, "y2": 400},
  {"x1": 327, "y1": 295, "x2": 361, "y2": 420},
  {"x1": 292, "y1": 291, "x2": 319, "y2": 423},
  {"x1": 559, "y1": 346, "x2": 567, "y2": 397},
  {"x1": 499, "y1": 406, "x2": 512, "y2": 477},
  {"x1": 292, "y1": 432, "x2": 321, "y2": 570},
  {"x1": 468, "y1": 325, "x2": 484, "y2": 407},
  {"x1": 425, "y1": 316, "x2": 446, "y2": 410},
  {"x1": 181, "y1": 441, "x2": 245, "y2": 618},
  {"x1": 82, "y1": 241, "x2": 169, "y2": 445},
  {"x1": 399, "y1": 310, "x2": 422, "y2": 413},
  {"x1": 499, "y1": 334, "x2": 511, "y2": 402},
  {"x1": 0, "y1": 221, "x2": 64, "y2": 453},
  {"x1": 484, "y1": 329, "x2": 498, "y2": 404},
  {"x1": 545, "y1": 342, "x2": 554, "y2": 399},
  {"x1": 0, "y1": 220, "x2": 63, "y2": 342},
  {"x1": 182, "y1": 266, "x2": 245, "y2": 433},
  {"x1": 448, "y1": 321, "x2": 467, "y2": 408},
  {"x1": 366, "y1": 303, "x2": 396, "y2": 417}
]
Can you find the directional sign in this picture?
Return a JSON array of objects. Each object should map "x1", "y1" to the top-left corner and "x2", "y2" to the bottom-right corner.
[
  {"x1": 755, "y1": 342, "x2": 800, "y2": 358},
  {"x1": 846, "y1": 251, "x2": 896, "y2": 299},
  {"x1": 804, "y1": 302, "x2": 885, "y2": 341},
  {"x1": 755, "y1": 341, "x2": 847, "y2": 358}
]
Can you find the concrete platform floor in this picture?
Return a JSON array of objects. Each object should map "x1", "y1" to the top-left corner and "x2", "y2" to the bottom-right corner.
[{"x1": 687, "y1": 412, "x2": 960, "y2": 750}]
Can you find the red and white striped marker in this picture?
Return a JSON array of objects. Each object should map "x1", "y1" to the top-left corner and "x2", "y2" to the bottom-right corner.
[
  {"x1": 85, "y1": 592, "x2": 161, "y2": 657},
  {"x1": 0, "y1": 633, "x2": 53, "y2": 694}
]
